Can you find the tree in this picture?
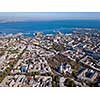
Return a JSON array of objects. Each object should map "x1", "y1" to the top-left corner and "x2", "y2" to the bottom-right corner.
[
  {"x1": 35, "y1": 71, "x2": 40, "y2": 75},
  {"x1": 52, "y1": 43, "x2": 65, "y2": 51},
  {"x1": 5, "y1": 67, "x2": 11, "y2": 75},
  {"x1": 52, "y1": 75, "x2": 59, "y2": 87},
  {"x1": 52, "y1": 81, "x2": 56, "y2": 87},
  {"x1": 64, "y1": 78, "x2": 76, "y2": 87},
  {"x1": 72, "y1": 70, "x2": 78, "y2": 78}
]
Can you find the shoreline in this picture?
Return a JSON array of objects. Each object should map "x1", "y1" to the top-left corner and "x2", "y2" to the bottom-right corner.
[{"x1": 0, "y1": 27, "x2": 99, "y2": 38}]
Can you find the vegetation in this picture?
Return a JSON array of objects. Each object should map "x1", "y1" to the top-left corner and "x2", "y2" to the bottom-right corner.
[
  {"x1": 64, "y1": 78, "x2": 76, "y2": 87},
  {"x1": 69, "y1": 60, "x2": 80, "y2": 70},
  {"x1": 71, "y1": 70, "x2": 78, "y2": 78},
  {"x1": 52, "y1": 75, "x2": 60, "y2": 87},
  {"x1": 52, "y1": 43, "x2": 65, "y2": 51},
  {"x1": 52, "y1": 81, "x2": 57, "y2": 87}
]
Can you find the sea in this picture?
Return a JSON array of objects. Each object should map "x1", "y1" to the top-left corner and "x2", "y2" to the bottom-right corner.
[{"x1": 0, "y1": 20, "x2": 100, "y2": 37}]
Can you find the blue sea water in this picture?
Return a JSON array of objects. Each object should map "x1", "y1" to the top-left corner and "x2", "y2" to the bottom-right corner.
[{"x1": 0, "y1": 20, "x2": 100, "y2": 36}]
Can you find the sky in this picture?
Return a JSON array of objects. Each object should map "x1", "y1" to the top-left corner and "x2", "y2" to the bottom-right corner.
[{"x1": 0, "y1": 12, "x2": 100, "y2": 22}]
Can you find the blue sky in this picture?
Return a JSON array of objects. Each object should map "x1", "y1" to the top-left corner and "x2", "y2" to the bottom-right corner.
[{"x1": 0, "y1": 12, "x2": 100, "y2": 22}]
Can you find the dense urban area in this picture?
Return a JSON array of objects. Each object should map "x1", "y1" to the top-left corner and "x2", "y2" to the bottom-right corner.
[{"x1": 0, "y1": 28, "x2": 100, "y2": 87}]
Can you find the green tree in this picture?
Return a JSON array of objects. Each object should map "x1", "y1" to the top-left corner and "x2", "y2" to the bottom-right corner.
[{"x1": 64, "y1": 78, "x2": 76, "y2": 87}]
